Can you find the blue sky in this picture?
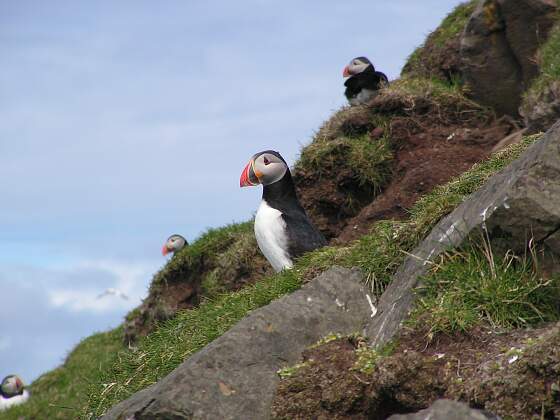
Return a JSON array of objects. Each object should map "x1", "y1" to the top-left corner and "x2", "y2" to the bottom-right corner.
[{"x1": 0, "y1": 0, "x2": 464, "y2": 383}]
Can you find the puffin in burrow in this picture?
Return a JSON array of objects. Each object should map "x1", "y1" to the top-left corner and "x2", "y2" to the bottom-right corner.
[
  {"x1": 240, "y1": 150, "x2": 326, "y2": 272},
  {"x1": 343, "y1": 56, "x2": 388, "y2": 105},
  {"x1": 161, "y1": 234, "x2": 188, "y2": 256},
  {"x1": 0, "y1": 375, "x2": 29, "y2": 411}
]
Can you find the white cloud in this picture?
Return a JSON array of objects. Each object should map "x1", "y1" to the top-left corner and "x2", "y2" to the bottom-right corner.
[{"x1": 46, "y1": 259, "x2": 156, "y2": 313}]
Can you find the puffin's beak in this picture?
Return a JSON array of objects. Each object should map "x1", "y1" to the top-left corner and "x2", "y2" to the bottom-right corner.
[
  {"x1": 162, "y1": 245, "x2": 170, "y2": 256},
  {"x1": 343, "y1": 66, "x2": 351, "y2": 78},
  {"x1": 240, "y1": 160, "x2": 259, "y2": 187},
  {"x1": 15, "y1": 378, "x2": 22, "y2": 390}
]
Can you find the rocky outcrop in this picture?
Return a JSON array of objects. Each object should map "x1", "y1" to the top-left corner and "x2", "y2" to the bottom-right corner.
[
  {"x1": 521, "y1": 80, "x2": 560, "y2": 133},
  {"x1": 460, "y1": 0, "x2": 557, "y2": 116},
  {"x1": 388, "y1": 400, "x2": 498, "y2": 420},
  {"x1": 102, "y1": 267, "x2": 371, "y2": 420},
  {"x1": 367, "y1": 121, "x2": 560, "y2": 346}
]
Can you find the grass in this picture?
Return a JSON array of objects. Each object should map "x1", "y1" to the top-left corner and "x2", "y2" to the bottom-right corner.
[
  {"x1": 521, "y1": 14, "x2": 560, "y2": 120},
  {"x1": 296, "y1": 134, "x2": 393, "y2": 188},
  {"x1": 124, "y1": 220, "x2": 269, "y2": 342},
  {"x1": 3, "y1": 328, "x2": 123, "y2": 420},
  {"x1": 151, "y1": 221, "x2": 255, "y2": 289},
  {"x1": 403, "y1": 1, "x2": 476, "y2": 80},
  {"x1": 412, "y1": 238, "x2": 560, "y2": 337},
  {"x1": 83, "y1": 134, "x2": 542, "y2": 417}
]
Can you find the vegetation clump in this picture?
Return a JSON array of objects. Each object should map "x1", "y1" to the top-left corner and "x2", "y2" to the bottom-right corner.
[
  {"x1": 412, "y1": 239, "x2": 560, "y2": 338},
  {"x1": 3, "y1": 329, "x2": 122, "y2": 420},
  {"x1": 124, "y1": 221, "x2": 271, "y2": 343},
  {"x1": 521, "y1": 18, "x2": 560, "y2": 132},
  {"x1": 402, "y1": 1, "x2": 476, "y2": 83}
]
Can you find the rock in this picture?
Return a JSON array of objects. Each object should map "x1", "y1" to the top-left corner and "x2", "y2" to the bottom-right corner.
[
  {"x1": 367, "y1": 120, "x2": 560, "y2": 346},
  {"x1": 102, "y1": 267, "x2": 371, "y2": 420},
  {"x1": 521, "y1": 80, "x2": 560, "y2": 134},
  {"x1": 388, "y1": 399, "x2": 499, "y2": 420},
  {"x1": 460, "y1": 0, "x2": 557, "y2": 116},
  {"x1": 490, "y1": 128, "x2": 527, "y2": 153}
]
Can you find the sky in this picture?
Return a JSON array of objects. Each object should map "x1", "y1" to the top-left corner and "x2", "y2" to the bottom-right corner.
[{"x1": 0, "y1": 0, "x2": 465, "y2": 383}]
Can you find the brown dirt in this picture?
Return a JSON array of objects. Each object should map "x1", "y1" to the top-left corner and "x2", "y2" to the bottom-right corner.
[
  {"x1": 123, "y1": 239, "x2": 271, "y2": 344},
  {"x1": 271, "y1": 323, "x2": 560, "y2": 419},
  {"x1": 334, "y1": 94, "x2": 515, "y2": 243},
  {"x1": 293, "y1": 105, "x2": 392, "y2": 240}
]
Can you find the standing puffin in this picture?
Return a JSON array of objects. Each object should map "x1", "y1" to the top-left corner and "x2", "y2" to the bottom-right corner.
[
  {"x1": 343, "y1": 57, "x2": 388, "y2": 105},
  {"x1": 162, "y1": 234, "x2": 187, "y2": 256},
  {"x1": 240, "y1": 150, "x2": 326, "y2": 272},
  {"x1": 0, "y1": 375, "x2": 29, "y2": 411}
]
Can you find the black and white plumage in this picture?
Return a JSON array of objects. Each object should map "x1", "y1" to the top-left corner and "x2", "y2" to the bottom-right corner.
[
  {"x1": 240, "y1": 150, "x2": 326, "y2": 272},
  {"x1": 0, "y1": 375, "x2": 29, "y2": 411},
  {"x1": 162, "y1": 234, "x2": 188, "y2": 256},
  {"x1": 343, "y1": 56, "x2": 388, "y2": 105}
]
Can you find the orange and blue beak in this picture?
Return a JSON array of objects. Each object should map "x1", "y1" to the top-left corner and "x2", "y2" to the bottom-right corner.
[
  {"x1": 240, "y1": 159, "x2": 260, "y2": 187},
  {"x1": 343, "y1": 65, "x2": 351, "y2": 78},
  {"x1": 162, "y1": 245, "x2": 170, "y2": 256}
]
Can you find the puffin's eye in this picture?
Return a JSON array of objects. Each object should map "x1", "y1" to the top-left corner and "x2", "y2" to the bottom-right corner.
[{"x1": 263, "y1": 156, "x2": 270, "y2": 165}]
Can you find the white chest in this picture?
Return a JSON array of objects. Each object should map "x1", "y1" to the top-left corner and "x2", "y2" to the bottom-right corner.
[
  {"x1": 0, "y1": 390, "x2": 29, "y2": 411},
  {"x1": 254, "y1": 200, "x2": 293, "y2": 272},
  {"x1": 349, "y1": 88, "x2": 376, "y2": 105}
]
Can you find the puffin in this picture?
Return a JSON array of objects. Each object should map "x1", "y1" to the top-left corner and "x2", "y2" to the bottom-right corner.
[
  {"x1": 240, "y1": 150, "x2": 326, "y2": 272},
  {"x1": 0, "y1": 375, "x2": 29, "y2": 411},
  {"x1": 162, "y1": 234, "x2": 187, "y2": 256},
  {"x1": 343, "y1": 56, "x2": 388, "y2": 105}
]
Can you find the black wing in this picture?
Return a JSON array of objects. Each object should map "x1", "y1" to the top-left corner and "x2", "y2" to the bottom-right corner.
[
  {"x1": 281, "y1": 210, "x2": 327, "y2": 259},
  {"x1": 344, "y1": 70, "x2": 388, "y2": 101}
]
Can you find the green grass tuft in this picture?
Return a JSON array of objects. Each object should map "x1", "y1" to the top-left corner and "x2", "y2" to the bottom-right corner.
[
  {"x1": 296, "y1": 134, "x2": 393, "y2": 189},
  {"x1": 521, "y1": 17, "x2": 560, "y2": 117},
  {"x1": 403, "y1": 1, "x2": 476, "y2": 81},
  {"x1": 412, "y1": 240, "x2": 560, "y2": 336},
  {"x1": 152, "y1": 221, "x2": 255, "y2": 289},
  {"x1": 84, "y1": 135, "x2": 542, "y2": 417},
  {"x1": 3, "y1": 328, "x2": 123, "y2": 420}
]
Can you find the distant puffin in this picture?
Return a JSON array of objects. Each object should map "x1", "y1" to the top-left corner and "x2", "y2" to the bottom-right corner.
[
  {"x1": 343, "y1": 57, "x2": 388, "y2": 105},
  {"x1": 0, "y1": 375, "x2": 29, "y2": 411},
  {"x1": 162, "y1": 234, "x2": 187, "y2": 256},
  {"x1": 240, "y1": 150, "x2": 326, "y2": 272}
]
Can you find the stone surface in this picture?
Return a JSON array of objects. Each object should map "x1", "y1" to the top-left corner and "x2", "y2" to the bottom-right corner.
[
  {"x1": 388, "y1": 399, "x2": 499, "y2": 420},
  {"x1": 521, "y1": 80, "x2": 560, "y2": 134},
  {"x1": 367, "y1": 120, "x2": 560, "y2": 346},
  {"x1": 102, "y1": 267, "x2": 370, "y2": 420},
  {"x1": 460, "y1": 0, "x2": 557, "y2": 116}
]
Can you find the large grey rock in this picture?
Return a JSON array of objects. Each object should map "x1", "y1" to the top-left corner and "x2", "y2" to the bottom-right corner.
[
  {"x1": 102, "y1": 267, "x2": 370, "y2": 420},
  {"x1": 388, "y1": 399, "x2": 500, "y2": 420},
  {"x1": 460, "y1": 0, "x2": 557, "y2": 116},
  {"x1": 367, "y1": 121, "x2": 560, "y2": 346}
]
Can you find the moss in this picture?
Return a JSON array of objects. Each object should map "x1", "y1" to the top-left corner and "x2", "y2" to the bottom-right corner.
[
  {"x1": 353, "y1": 341, "x2": 396, "y2": 375},
  {"x1": 277, "y1": 362, "x2": 310, "y2": 379},
  {"x1": 3, "y1": 328, "x2": 123, "y2": 420}
]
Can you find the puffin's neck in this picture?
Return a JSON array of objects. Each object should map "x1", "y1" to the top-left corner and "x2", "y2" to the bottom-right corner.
[{"x1": 262, "y1": 170, "x2": 302, "y2": 212}]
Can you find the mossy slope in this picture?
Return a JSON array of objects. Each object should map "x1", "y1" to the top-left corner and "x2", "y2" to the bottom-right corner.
[
  {"x1": 2, "y1": 329, "x2": 122, "y2": 420},
  {"x1": 402, "y1": 1, "x2": 476, "y2": 83},
  {"x1": 124, "y1": 221, "x2": 271, "y2": 343}
]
